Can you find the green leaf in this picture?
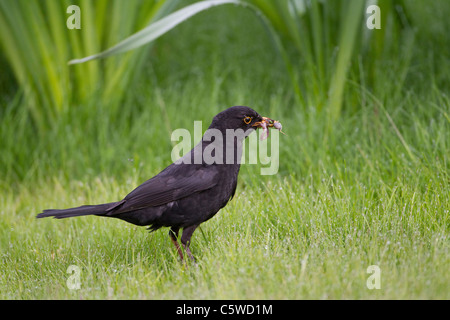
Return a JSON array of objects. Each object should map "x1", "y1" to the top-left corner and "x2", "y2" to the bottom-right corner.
[{"x1": 68, "y1": 0, "x2": 245, "y2": 65}]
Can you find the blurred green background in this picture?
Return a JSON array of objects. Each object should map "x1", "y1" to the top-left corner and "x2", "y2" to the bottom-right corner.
[
  {"x1": 0, "y1": 0, "x2": 449, "y2": 184},
  {"x1": 0, "y1": 0, "x2": 448, "y2": 299}
]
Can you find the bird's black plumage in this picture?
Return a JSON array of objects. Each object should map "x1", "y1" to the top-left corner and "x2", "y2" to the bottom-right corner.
[{"x1": 37, "y1": 106, "x2": 276, "y2": 261}]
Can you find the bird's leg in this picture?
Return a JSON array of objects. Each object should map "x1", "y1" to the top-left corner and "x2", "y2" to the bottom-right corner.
[
  {"x1": 181, "y1": 224, "x2": 199, "y2": 262},
  {"x1": 169, "y1": 227, "x2": 184, "y2": 261}
]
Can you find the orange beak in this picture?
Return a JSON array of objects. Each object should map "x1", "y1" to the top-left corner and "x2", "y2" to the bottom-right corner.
[{"x1": 252, "y1": 117, "x2": 276, "y2": 128}]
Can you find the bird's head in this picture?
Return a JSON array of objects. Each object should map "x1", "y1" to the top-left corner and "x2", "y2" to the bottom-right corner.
[{"x1": 209, "y1": 106, "x2": 281, "y2": 139}]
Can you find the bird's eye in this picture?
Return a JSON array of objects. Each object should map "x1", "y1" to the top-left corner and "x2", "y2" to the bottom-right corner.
[{"x1": 243, "y1": 116, "x2": 252, "y2": 124}]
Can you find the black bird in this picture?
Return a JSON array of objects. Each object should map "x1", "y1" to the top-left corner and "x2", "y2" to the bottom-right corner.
[{"x1": 37, "y1": 106, "x2": 280, "y2": 262}]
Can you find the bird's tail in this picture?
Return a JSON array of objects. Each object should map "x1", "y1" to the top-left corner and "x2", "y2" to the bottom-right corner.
[{"x1": 36, "y1": 201, "x2": 122, "y2": 219}]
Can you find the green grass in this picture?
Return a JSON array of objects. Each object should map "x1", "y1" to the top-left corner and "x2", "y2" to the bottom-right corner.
[
  {"x1": 1, "y1": 83, "x2": 448, "y2": 299},
  {"x1": 0, "y1": 3, "x2": 449, "y2": 299},
  {"x1": 1, "y1": 159, "x2": 448, "y2": 299}
]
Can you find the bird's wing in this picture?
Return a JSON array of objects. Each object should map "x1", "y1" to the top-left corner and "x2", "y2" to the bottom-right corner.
[{"x1": 109, "y1": 164, "x2": 218, "y2": 214}]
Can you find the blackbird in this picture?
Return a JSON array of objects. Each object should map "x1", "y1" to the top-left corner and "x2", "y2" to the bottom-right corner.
[{"x1": 37, "y1": 106, "x2": 280, "y2": 262}]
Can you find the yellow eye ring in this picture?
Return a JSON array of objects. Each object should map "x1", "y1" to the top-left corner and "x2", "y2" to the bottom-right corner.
[{"x1": 243, "y1": 116, "x2": 252, "y2": 124}]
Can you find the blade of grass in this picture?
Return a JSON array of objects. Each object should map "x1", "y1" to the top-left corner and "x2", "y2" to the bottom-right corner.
[
  {"x1": 68, "y1": 0, "x2": 248, "y2": 64},
  {"x1": 327, "y1": 0, "x2": 365, "y2": 123}
]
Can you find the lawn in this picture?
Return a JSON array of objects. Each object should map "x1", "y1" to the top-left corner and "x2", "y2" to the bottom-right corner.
[{"x1": 0, "y1": 1, "x2": 448, "y2": 299}]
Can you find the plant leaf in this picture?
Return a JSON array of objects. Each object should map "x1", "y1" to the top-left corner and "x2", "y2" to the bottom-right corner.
[{"x1": 68, "y1": 0, "x2": 244, "y2": 65}]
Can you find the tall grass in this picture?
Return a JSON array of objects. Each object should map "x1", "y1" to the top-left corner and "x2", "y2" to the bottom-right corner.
[
  {"x1": 0, "y1": 0, "x2": 416, "y2": 136},
  {"x1": 0, "y1": 1, "x2": 448, "y2": 299},
  {"x1": 66, "y1": 0, "x2": 413, "y2": 124},
  {"x1": 245, "y1": 0, "x2": 415, "y2": 124},
  {"x1": 0, "y1": 0, "x2": 178, "y2": 132},
  {"x1": 1, "y1": 88, "x2": 448, "y2": 298}
]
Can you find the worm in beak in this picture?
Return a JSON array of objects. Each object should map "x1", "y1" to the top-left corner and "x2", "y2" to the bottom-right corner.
[{"x1": 253, "y1": 117, "x2": 284, "y2": 140}]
